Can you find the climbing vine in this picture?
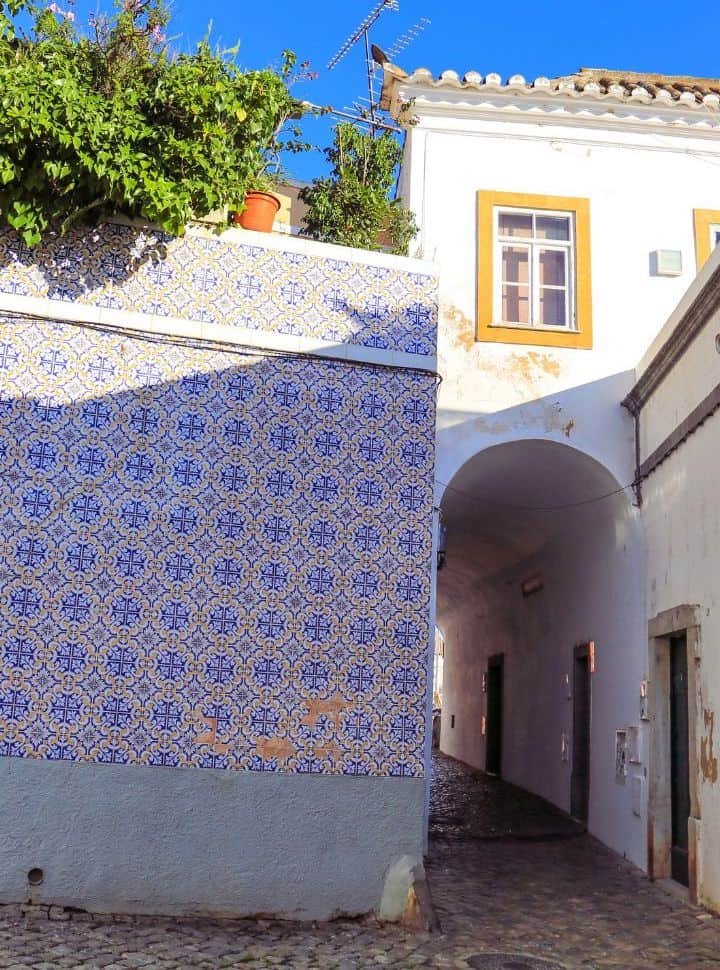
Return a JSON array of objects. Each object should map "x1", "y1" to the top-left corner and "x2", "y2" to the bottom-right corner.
[{"x1": 0, "y1": 0, "x2": 304, "y2": 245}]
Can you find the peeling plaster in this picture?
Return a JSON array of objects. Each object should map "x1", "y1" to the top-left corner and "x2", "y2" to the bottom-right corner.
[
  {"x1": 192, "y1": 711, "x2": 230, "y2": 756},
  {"x1": 300, "y1": 694, "x2": 348, "y2": 731},
  {"x1": 441, "y1": 303, "x2": 476, "y2": 352},
  {"x1": 255, "y1": 737, "x2": 296, "y2": 763},
  {"x1": 701, "y1": 709, "x2": 719, "y2": 784},
  {"x1": 510, "y1": 350, "x2": 562, "y2": 384}
]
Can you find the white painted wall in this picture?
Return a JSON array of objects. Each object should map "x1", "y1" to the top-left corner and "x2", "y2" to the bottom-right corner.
[
  {"x1": 393, "y1": 84, "x2": 720, "y2": 877},
  {"x1": 397, "y1": 94, "x2": 720, "y2": 497},
  {"x1": 638, "y1": 250, "x2": 720, "y2": 910}
]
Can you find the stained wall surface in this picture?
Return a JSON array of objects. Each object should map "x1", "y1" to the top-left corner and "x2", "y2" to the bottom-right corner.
[
  {"x1": 637, "y1": 248, "x2": 720, "y2": 912},
  {"x1": 0, "y1": 224, "x2": 439, "y2": 917},
  {"x1": 387, "y1": 81, "x2": 720, "y2": 877}
]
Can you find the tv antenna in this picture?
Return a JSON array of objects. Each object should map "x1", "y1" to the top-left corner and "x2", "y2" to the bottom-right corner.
[
  {"x1": 386, "y1": 17, "x2": 430, "y2": 61},
  {"x1": 327, "y1": 0, "x2": 400, "y2": 135}
]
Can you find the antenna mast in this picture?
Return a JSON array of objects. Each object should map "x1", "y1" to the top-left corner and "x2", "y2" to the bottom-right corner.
[{"x1": 326, "y1": 0, "x2": 399, "y2": 135}]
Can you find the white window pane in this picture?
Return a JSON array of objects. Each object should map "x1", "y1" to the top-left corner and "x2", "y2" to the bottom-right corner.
[
  {"x1": 502, "y1": 246, "x2": 529, "y2": 284},
  {"x1": 536, "y1": 215, "x2": 570, "y2": 241},
  {"x1": 539, "y1": 249, "x2": 567, "y2": 286},
  {"x1": 502, "y1": 284, "x2": 530, "y2": 324},
  {"x1": 539, "y1": 288, "x2": 567, "y2": 327},
  {"x1": 499, "y1": 212, "x2": 532, "y2": 237}
]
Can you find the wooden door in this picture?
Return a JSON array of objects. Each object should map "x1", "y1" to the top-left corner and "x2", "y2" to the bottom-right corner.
[
  {"x1": 485, "y1": 654, "x2": 504, "y2": 777},
  {"x1": 571, "y1": 645, "x2": 591, "y2": 823},
  {"x1": 670, "y1": 634, "x2": 690, "y2": 887}
]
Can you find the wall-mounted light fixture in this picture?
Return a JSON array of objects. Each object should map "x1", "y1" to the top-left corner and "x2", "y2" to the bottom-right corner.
[{"x1": 521, "y1": 574, "x2": 543, "y2": 597}]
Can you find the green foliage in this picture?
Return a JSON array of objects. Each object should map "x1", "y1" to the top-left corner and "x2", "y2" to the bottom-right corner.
[
  {"x1": 299, "y1": 123, "x2": 417, "y2": 256},
  {"x1": 0, "y1": 0, "x2": 304, "y2": 245}
]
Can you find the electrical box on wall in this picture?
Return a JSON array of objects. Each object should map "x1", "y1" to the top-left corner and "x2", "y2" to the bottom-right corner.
[
  {"x1": 631, "y1": 775, "x2": 643, "y2": 817},
  {"x1": 615, "y1": 729, "x2": 627, "y2": 784},
  {"x1": 627, "y1": 725, "x2": 641, "y2": 764},
  {"x1": 650, "y1": 250, "x2": 683, "y2": 277}
]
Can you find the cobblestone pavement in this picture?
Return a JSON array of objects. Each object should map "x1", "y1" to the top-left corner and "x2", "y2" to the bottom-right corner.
[{"x1": 2, "y1": 753, "x2": 720, "y2": 968}]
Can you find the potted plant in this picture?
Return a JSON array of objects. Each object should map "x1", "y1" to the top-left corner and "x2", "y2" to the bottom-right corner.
[
  {"x1": 299, "y1": 122, "x2": 417, "y2": 255},
  {"x1": 0, "y1": 2, "x2": 314, "y2": 248},
  {"x1": 229, "y1": 53, "x2": 315, "y2": 234},
  {"x1": 230, "y1": 176, "x2": 281, "y2": 232}
]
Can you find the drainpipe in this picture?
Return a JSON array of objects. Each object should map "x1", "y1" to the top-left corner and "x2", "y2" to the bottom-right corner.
[{"x1": 621, "y1": 395, "x2": 643, "y2": 508}]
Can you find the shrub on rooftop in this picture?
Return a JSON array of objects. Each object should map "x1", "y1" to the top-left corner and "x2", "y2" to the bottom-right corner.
[
  {"x1": 299, "y1": 122, "x2": 417, "y2": 256},
  {"x1": 0, "y1": 0, "x2": 304, "y2": 245}
]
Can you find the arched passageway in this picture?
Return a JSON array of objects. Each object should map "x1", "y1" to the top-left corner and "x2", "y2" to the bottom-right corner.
[{"x1": 436, "y1": 439, "x2": 646, "y2": 868}]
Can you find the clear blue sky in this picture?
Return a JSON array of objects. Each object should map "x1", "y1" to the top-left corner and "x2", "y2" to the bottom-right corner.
[{"x1": 74, "y1": 0, "x2": 719, "y2": 182}]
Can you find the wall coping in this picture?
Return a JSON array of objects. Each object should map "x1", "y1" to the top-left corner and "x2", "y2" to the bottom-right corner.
[
  {"x1": 0, "y1": 292, "x2": 438, "y2": 374},
  {"x1": 185, "y1": 223, "x2": 438, "y2": 278}
]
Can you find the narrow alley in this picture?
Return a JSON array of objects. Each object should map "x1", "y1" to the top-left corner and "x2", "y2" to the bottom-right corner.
[
  {"x1": 1, "y1": 753, "x2": 719, "y2": 968},
  {"x1": 425, "y1": 755, "x2": 720, "y2": 968}
]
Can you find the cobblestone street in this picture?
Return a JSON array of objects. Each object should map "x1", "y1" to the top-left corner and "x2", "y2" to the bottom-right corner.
[{"x1": 2, "y1": 753, "x2": 720, "y2": 968}]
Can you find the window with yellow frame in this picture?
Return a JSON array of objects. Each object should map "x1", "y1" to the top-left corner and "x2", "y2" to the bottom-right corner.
[
  {"x1": 477, "y1": 191, "x2": 593, "y2": 350},
  {"x1": 693, "y1": 209, "x2": 720, "y2": 271}
]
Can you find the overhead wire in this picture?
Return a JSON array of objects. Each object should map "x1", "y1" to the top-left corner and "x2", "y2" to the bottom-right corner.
[
  {"x1": 434, "y1": 477, "x2": 636, "y2": 515},
  {"x1": 0, "y1": 309, "x2": 444, "y2": 385},
  {"x1": 4, "y1": 314, "x2": 635, "y2": 513}
]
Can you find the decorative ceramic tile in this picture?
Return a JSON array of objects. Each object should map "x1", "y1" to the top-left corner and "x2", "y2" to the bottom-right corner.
[
  {"x1": 0, "y1": 226, "x2": 438, "y2": 356},
  {"x1": 0, "y1": 314, "x2": 436, "y2": 776}
]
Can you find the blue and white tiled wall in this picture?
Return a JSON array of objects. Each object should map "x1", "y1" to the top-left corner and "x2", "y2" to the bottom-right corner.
[
  {"x1": 0, "y1": 225, "x2": 437, "y2": 355},
  {"x1": 0, "y1": 228, "x2": 438, "y2": 777}
]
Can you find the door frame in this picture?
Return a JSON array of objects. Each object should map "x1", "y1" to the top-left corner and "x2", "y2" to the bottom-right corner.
[
  {"x1": 485, "y1": 653, "x2": 504, "y2": 777},
  {"x1": 571, "y1": 641, "x2": 592, "y2": 823},
  {"x1": 647, "y1": 605, "x2": 702, "y2": 902}
]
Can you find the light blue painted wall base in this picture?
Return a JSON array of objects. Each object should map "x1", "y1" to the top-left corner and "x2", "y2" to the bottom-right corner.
[{"x1": 0, "y1": 757, "x2": 425, "y2": 920}]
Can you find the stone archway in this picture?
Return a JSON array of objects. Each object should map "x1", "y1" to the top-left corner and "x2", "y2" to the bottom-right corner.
[{"x1": 435, "y1": 438, "x2": 647, "y2": 868}]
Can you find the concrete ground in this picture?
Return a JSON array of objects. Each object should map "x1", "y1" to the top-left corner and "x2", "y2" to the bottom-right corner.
[{"x1": 1, "y1": 753, "x2": 720, "y2": 968}]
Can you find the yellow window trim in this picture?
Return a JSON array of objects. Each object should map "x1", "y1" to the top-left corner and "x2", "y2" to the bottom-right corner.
[
  {"x1": 693, "y1": 208, "x2": 720, "y2": 271},
  {"x1": 477, "y1": 190, "x2": 593, "y2": 350}
]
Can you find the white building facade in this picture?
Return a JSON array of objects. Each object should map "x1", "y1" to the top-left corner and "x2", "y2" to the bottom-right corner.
[{"x1": 383, "y1": 65, "x2": 720, "y2": 907}]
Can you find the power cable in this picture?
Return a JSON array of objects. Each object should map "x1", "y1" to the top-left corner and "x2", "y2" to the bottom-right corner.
[
  {"x1": 0, "y1": 309, "x2": 444, "y2": 385},
  {"x1": 3, "y1": 312, "x2": 634, "y2": 512},
  {"x1": 434, "y1": 477, "x2": 635, "y2": 514}
]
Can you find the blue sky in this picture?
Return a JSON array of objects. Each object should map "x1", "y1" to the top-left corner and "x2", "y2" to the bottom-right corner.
[{"x1": 73, "y1": 0, "x2": 719, "y2": 182}]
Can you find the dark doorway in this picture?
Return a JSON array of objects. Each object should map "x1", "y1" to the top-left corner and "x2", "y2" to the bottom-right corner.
[
  {"x1": 670, "y1": 633, "x2": 690, "y2": 887},
  {"x1": 485, "y1": 654, "x2": 503, "y2": 777},
  {"x1": 571, "y1": 643, "x2": 591, "y2": 823}
]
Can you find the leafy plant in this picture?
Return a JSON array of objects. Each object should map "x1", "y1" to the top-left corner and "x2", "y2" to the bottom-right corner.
[
  {"x1": 0, "y1": 0, "x2": 305, "y2": 245},
  {"x1": 299, "y1": 123, "x2": 417, "y2": 256}
]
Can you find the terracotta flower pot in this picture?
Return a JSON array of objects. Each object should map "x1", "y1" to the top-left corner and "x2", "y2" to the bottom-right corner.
[{"x1": 232, "y1": 191, "x2": 281, "y2": 233}]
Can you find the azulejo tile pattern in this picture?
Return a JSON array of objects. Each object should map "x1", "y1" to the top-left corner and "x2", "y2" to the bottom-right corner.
[
  {"x1": 0, "y1": 312, "x2": 436, "y2": 776},
  {"x1": 0, "y1": 225, "x2": 438, "y2": 356}
]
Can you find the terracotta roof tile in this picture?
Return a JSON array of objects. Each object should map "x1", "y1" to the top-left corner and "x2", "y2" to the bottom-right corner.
[
  {"x1": 381, "y1": 64, "x2": 720, "y2": 112},
  {"x1": 557, "y1": 68, "x2": 720, "y2": 102}
]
